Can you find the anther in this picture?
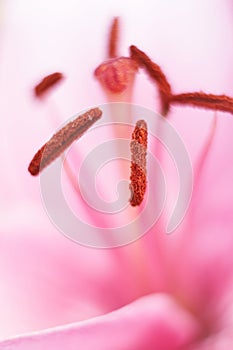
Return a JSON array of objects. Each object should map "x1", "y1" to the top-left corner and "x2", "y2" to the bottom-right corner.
[
  {"x1": 171, "y1": 92, "x2": 233, "y2": 115},
  {"x1": 108, "y1": 17, "x2": 120, "y2": 59},
  {"x1": 28, "y1": 107, "x2": 102, "y2": 176},
  {"x1": 129, "y1": 120, "x2": 148, "y2": 206},
  {"x1": 130, "y1": 45, "x2": 172, "y2": 115},
  {"x1": 34, "y1": 72, "x2": 64, "y2": 97}
]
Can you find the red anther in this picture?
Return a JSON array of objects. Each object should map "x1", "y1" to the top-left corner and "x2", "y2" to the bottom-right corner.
[
  {"x1": 108, "y1": 17, "x2": 120, "y2": 59},
  {"x1": 130, "y1": 45, "x2": 172, "y2": 115},
  {"x1": 34, "y1": 72, "x2": 64, "y2": 97},
  {"x1": 171, "y1": 92, "x2": 233, "y2": 115},
  {"x1": 28, "y1": 108, "x2": 102, "y2": 176},
  {"x1": 129, "y1": 120, "x2": 148, "y2": 206}
]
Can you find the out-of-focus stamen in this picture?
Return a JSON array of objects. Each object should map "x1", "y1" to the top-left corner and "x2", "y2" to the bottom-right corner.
[
  {"x1": 171, "y1": 92, "x2": 233, "y2": 115},
  {"x1": 108, "y1": 17, "x2": 119, "y2": 59},
  {"x1": 130, "y1": 45, "x2": 172, "y2": 115},
  {"x1": 129, "y1": 120, "x2": 148, "y2": 206},
  {"x1": 195, "y1": 113, "x2": 217, "y2": 186},
  {"x1": 28, "y1": 107, "x2": 102, "y2": 176},
  {"x1": 34, "y1": 72, "x2": 64, "y2": 97}
]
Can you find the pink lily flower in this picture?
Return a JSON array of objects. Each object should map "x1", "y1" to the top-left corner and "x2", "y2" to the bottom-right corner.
[{"x1": 0, "y1": 0, "x2": 233, "y2": 349}]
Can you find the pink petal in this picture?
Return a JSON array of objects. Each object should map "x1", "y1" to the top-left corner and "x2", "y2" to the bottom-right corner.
[
  {"x1": 191, "y1": 332, "x2": 233, "y2": 350},
  {"x1": 0, "y1": 294, "x2": 199, "y2": 350},
  {"x1": 190, "y1": 303, "x2": 233, "y2": 350},
  {"x1": 167, "y1": 115, "x2": 233, "y2": 326},
  {"x1": 0, "y1": 223, "x2": 146, "y2": 339}
]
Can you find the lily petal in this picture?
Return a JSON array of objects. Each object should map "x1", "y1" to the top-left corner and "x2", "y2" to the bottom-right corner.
[
  {"x1": 168, "y1": 115, "x2": 233, "y2": 327},
  {"x1": 0, "y1": 294, "x2": 199, "y2": 350}
]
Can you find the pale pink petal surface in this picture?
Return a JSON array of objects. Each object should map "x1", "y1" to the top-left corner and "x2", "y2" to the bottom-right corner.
[{"x1": 0, "y1": 294, "x2": 199, "y2": 350}]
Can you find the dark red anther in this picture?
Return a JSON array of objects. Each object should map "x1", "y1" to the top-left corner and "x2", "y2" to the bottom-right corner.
[
  {"x1": 171, "y1": 92, "x2": 233, "y2": 115},
  {"x1": 130, "y1": 45, "x2": 172, "y2": 115},
  {"x1": 34, "y1": 72, "x2": 64, "y2": 97},
  {"x1": 108, "y1": 17, "x2": 120, "y2": 59},
  {"x1": 129, "y1": 120, "x2": 148, "y2": 206},
  {"x1": 28, "y1": 108, "x2": 102, "y2": 176}
]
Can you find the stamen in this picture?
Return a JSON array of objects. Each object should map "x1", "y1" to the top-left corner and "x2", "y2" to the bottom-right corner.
[
  {"x1": 108, "y1": 17, "x2": 119, "y2": 59},
  {"x1": 34, "y1": 72, "x2": 64, "y2": 97},
  {"x1": 129, "y1": 46, "x2": 233, "y2": 116},
  {"x1": 129, "y1": 120, "x2": 148, "y2": 206},
  {"x1": 195, "y1": 113, "x2": 217, "y2": 185},
  {"x1": 130, "y1": 45, "x2": 172, "y2": 115},
  {"x1": 28, "y1": 107, "x2": 102, "y2": 176},
  {"x1": 171, "y1": 92, "x2": 233, "y2": 115}
]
